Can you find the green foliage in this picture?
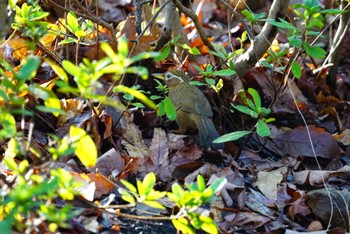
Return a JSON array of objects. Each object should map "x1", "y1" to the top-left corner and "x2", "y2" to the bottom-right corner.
[
  {"x1": 119, "y1": 173, "x2": 167, "y2": 209},
  {"x1": 119, "y1": 173, "x2": 227, "y2": 234},
  {"x1": 155, "y1": 35, "x2": 201, "y2": 61},
  {"x1": 242, "y1": 9, "x2": 266, "y2": 25},
  {"x1": 59, "y1": 11, "x2": 94, "y2": 45},
  {"x1": 0, "y1": 160, "x2": 81, "y2": 233},
  {"x1": 214, "y1": 88, "x2": 274, "y2": 143},
  {"x1": 191, "y1": 64, "x2": 233, "y2": 93},
  {"x1": 12, "y1": 2, "x2": 50, "y2": 40}
]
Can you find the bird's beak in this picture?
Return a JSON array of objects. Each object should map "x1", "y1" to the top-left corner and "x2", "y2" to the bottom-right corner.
[{"x1": 151, "y1": 73, "x2": 164, "y2": 80}]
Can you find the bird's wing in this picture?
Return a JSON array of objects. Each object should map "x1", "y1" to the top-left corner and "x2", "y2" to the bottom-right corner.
[{"x1": 171, "y1": 84, "x2": 213, "y2": 118}]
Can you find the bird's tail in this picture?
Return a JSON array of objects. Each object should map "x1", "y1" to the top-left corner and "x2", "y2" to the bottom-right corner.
[{"x1": 194, "y1": 117, "x2": 224, "y2": 149}]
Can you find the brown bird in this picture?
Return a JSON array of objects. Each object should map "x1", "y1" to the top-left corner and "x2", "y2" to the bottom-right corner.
[{"x1": 164, "y1": 69, "x2": 223, "y2": 149}]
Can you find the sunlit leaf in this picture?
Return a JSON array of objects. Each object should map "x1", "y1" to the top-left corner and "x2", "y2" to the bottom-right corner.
[
  {"x1": 143, "y1": 200, "x2": 166, "y2": 210},
  {"x1": 121, "y1": 180, "x2": 138, "y2": 194},
  {"x1": 114, "y1": 85, "x2": 156, "y2": 109},
  {"x1": 45, "y1": 59, "x2": 68, "y2": 82},
  {"x1": 70, "y1": 126, "x2": 97, "y2": 168},
  {"x1": 0, "y1": 112, "x2": 16, "y2": 138},
  {"x1": 66, "y1": 12, "x2": 80, "y2": 33}
]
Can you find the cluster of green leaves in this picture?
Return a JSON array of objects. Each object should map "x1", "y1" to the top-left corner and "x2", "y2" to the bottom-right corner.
[
  {"x1": 119, "y1": 173, "x2": 227, "y2": 234},
  {"x1": 152, "y1": 80, "x2": 177, "y2": 121},
  {"x1": 214, "y1": 88, "x2": 274, "y2": 143},
  {"x1": 0, "y1": 158, "x2": 81, "y2": 233},
  {"x1": 268, "y1": 0, "x2": 343, "y2": 78},
  {"x1": 59, "y1": 12, "x2": 94, "y2": 46},
  {"x1": 0, "y1": 54, "x2": 98, "y2": 232},
  {"x1": 12, "y1": 2, "x2": 51, "y2": 41},
  {"x1": 0, "y1": 2, "x2": 161, "y2": 233},
  {"x1": 155, "y1": 35, "x2": 201, "y2": 61}
]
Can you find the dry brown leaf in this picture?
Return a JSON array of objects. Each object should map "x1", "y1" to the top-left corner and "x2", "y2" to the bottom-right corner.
[
  {"x1": 224, "y1": 211, "x2": 271, "y2": 229},
  {"x1": 120, "y1": 112, "x2": 150, "y2": 158},
  {"x1": 246, "y1": 189, "x2": 276, "y2": 219},
  {"x1": 307, "y1": 188, "x2": 350, "y2": 230},
  {"x1": 254, "y1": 167, "x2": 288, "y2": 200},
  {"x1": 92, "y1": 148, "x2": 125, "y2": 176},
  {"x1": 275, "y1": 125, "x2": 340, "y2": 159},
  {"x1": 147, "y1": 128, "x2": 173, "y2": 181},
  {"x1": 294, "y1": 165, "x2": 350, "y2": 186}
]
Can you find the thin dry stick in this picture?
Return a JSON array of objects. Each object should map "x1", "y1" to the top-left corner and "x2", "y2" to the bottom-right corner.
[
  {"x1": 217, "y1": 0, "x2": 255, "y2": 43},
  {"x1": 287, "y1": 76, "x2": 334, "y2": 230},
  {"x1": 171, "y1": 0, "x2": 221, "y2": 64}
]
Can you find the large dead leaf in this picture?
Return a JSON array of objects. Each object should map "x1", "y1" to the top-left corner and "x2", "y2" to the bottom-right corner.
[
  {"x1": 274, "y1": 125, "x2": 340, "y2": 159},
  {"x1": 307, "y1": 188, "x2": 350, "y2": 230},
  {"x1": 294, "y1": 165, "x2": 350, "y2": 186},
  {"x1": 147, "y1": 128, "x2": 172, "y2": 181},
  {"x1": 246, "y1": 189, "x2": 276, "y2": 219},
  {"x1": 120, "y1": 112, "x2": 150, "y2": 158},
  {"x1": 254, "y1": 167, "x2": 288, "y2": 200},
  {"x1": 92, "y1": 148, "x2": 125, "y2": 176}
]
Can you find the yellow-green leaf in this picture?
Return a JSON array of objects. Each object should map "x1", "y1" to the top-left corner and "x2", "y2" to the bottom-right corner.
[{"x1": 70, "y1": 126, "x2": 97, "y2": 167}]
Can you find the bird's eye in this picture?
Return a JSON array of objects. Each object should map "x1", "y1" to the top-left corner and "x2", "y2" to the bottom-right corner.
[{"x1": 165, "y1": 73, "x2": 172, "y2": 80}]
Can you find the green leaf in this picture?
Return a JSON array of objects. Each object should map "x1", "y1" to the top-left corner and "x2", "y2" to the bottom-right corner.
[
  {"x1": 0, "y1": 112, "x2": 16, "y2": 138},
  {"x1": 256, "y1": 120, "x2": 270, "y2": 137},
  {"x1": 205, "y1": 78, "x2": 215, "y2": 85},
  {"x1": 141, "y1": 172, "x2": 156, "y2": 196},
  {"x1": 119, "y1": 189, "x2": 136, "y2": 204},
  {"x1": 268, "y1": 18, "x2": 298, "y2": 31},
  {"x1": 157, "y1": 97, "x2": 176, "y2": 120},
  {"x1": 62, "y1": 60, "x2": 81, "y2": 77},
  {"x1": 154, "y1": 46, "x2": 171, "y2": 61},
  {"x1": 118, "y1": 37, "x2": 129, "y2": 58},
  {"x1": 129, "y1": 52, "x2": 160, "y2": 64},
  {"x1": 213, "y1": 130, "x2": 251, "y2": 143},
  {"x1": 58, "y1": 38, "x2": 77, "y2": 45},
  {"x1": 208, "y1": 177, "x2": 227, "y2": 194},
  {"x1": 199, "y1": 215, "x2": 218, "y2": 234},
  {"x1": 189, "y1": 81, "x2": 205, "y2": 86},
  {"x1": 126, "y1": 66, "x2": 148, "y2": 79},
  {"x1": 132, "y1": 102, "x2": 145, "y2": 108},
  {"x1": 143, "y1": 200, "x2": 166, "y2": 210},
  {"x1": 35, "y1": 106, "x2": 65, "y2": 117},
  {"x1": 147, "y1": 190, "x2": 167, "y2": 200},
  {"x1": 121, "y1": 180, "x2": 138, "y2": 194},
  {"x1": 70, "y1": 126, "x2": 97, "y2": 168},
  {"x1": 234, "y1": 105, "x2": 258, "y2": 118},
  {"x1": 66, "y1": 12, "x2": 80, "y2": 33},
  {"x1": 291, "y1": 61, "x2": 302, "y2": 78},
  {"x1": 304, "y1": 43, "x2": 326, "y2": 59},
  {"x1": 16, "y1": 56, "x2": 41, "y2": 81},
  {"x1": 180, "y1": 44, "x2": 201, "y2": 55},
  {"x1": 114, "y1": 85, "x2": 156, "y2": 109},
  {"x1": 172, "y1": 218, "x2": 195, "y2": 234},
  {"x1": 248, "y1": 88, "x2": 261, "y2": 110},
  {"x1": 321, "y1": 9, "x2": 345, "y2": 14},
  {"x1": 45, "y1": 59, "x2": 68, "y2": 82},
  {"x1": 164, "y1": 97, "x2": 176, "y2": 120},
  {"x1": 196, "y1": 175, "x2": 206, "y2": 192},
  {"x1": 101, "y1": 43, "x2": 116, "y2": 59}
]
